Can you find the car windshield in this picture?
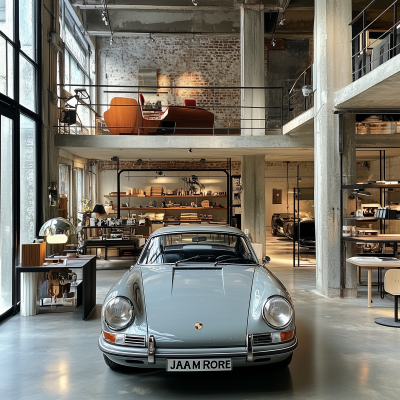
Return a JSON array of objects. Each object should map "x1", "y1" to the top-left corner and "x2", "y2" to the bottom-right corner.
[{"x1": 139, "y1": 232, "x2": 258, "y2": 265}]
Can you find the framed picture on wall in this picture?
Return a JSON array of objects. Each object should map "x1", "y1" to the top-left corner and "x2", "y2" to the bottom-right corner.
[{"x1": 272, "y1": 189, "x2": 282, "y2": 204}]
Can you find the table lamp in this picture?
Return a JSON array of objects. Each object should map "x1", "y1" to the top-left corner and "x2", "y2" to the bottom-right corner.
[
  {"x1": 39, "y1": 217, "x2": 77, "y2": 244},
  {"x1": 93, "y1": 203, "x2": 106, "y2": 216}
]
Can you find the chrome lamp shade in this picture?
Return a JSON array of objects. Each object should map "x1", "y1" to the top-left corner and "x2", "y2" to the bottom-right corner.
[{"x1": 39, "y1": 217, "x2": 76, "y2": 244}]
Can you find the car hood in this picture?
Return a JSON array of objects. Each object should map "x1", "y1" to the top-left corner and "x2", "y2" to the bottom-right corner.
[{"x1": 141, "y1": 264, "x2": 255, "y2": 348}]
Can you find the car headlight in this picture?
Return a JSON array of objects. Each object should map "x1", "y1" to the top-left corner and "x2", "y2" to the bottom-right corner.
[
  {"x1": 103, "y1": 296, "x2": 135, "y2": 331},
  {"x1": 262, "y1": 296, "x2": 293, "y2": 329}
]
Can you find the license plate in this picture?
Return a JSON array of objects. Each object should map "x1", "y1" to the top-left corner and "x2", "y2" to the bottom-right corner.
[{"x1": 167, "y1": 358, "x2": 232, "y2": 372}]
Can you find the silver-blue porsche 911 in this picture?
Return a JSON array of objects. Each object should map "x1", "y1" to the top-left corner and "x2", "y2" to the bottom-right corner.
[{"x1": 99, "y1": 226, "x2": 297, "y2": 372}]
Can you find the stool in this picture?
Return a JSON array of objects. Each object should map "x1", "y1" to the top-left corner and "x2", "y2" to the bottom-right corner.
[{"x1": 375, "y1": 269, "x2": 400, "y2": 328}]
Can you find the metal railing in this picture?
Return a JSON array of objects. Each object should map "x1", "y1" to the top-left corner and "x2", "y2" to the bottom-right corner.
[
  {"x1": 56, "y1": 84, "x2": 284, "y2": 136},
  {"x1": 287, "y1": 64, "x2": 313, "y2": 123},
  {"x1": 350, "y1": 0, "x2": 399, "y2": 81}
]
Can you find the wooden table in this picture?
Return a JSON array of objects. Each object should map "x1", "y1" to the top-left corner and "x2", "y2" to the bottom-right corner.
[{"x1": 347, "y1": 258, "x2": 400, "y2": 307}]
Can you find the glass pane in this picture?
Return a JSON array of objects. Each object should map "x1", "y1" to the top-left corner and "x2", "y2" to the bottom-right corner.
[
  {"x1": 0, "y1": 37, "x2": 13, "y2": 98},
  {"x1": 0, "y1": 115, "x2": 13, "y2": 315},
  {"x1": 64, "y1": 50, "x2": 70, "y2": 87},
  {"x1": 70, "y1": 56, "x2": 83, "y2": 94},
  {"x1": 0, "y1": 0, "x2": 14, "y2": 40},
  {"x1": 59, "y1": 164, "x2": 69, "y2": 197},
  {"x1": 19, "y1": 55, "x2": 36, "y2": 112},
  {"x1": 77, "y1": 169, "x2": 82, "y2": 212},
  {"x1": 19, "y1": 0, "x2": 35, "y2": 60},
  {"x1": 20, "y1": 115, "x2": 36, "y2": 249},
  {"x1": 65, "y1": 26, "x2": 86, "y2": 69}
]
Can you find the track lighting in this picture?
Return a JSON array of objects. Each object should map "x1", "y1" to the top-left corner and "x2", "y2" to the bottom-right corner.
[
  {"x1": 150, "y1": 33, "x2": 155, "y2": 42},
  {"x1": 101, "y1": 10, "x2": 108, "y2": 25},
  {"x1": 279, "y1": 17, "x2": 286, "y2": 26},
  {"x1": 272, "y1": 38, "x2": 276, "y2": 47},
  {"x1": 192, "y1": 0, "x2": 198, "y2": 6},
  {"x1": 188, "y1": 148, "x2": 193, "y2": 153},
  {"x1": 110, "y1": 34, "x2": 114, "y2": 46}
]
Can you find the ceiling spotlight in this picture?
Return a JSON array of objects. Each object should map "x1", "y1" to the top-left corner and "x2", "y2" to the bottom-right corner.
[
  {"x1": 150, "y1": 33, "x2": 155, "y2": 43},
  {"x1": 272, "y1": 38, "x2": 276, "y2": 47},
  {"x1": 279, "y1": 17, "x2": 286, "y2": 26},
  {"x1": 101, "y1": 10, "x2": 107, "y2": 21},
  {"x1": 192, "y1": 0, "x2": 198, "y2": 6},
  {"x1": 156, "y1": 171, "x2": 163, "y2": 176},
  {"x1": 110, "y1": 35, "x2": 114, "y2": 46},
  {"x1": 200, "y1": 158, "x2": 206, "y2": 163},
  {"x1": 137, "y1": 159, "x2": 143, "y2": 164},
  {"x1": 188, "y1": 148, "x2": 193, "y2": 153}
]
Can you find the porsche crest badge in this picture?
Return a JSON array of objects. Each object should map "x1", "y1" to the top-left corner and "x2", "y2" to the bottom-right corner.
[{"x1": 195, "y1": 322, "x2": 203, "y2": 330}]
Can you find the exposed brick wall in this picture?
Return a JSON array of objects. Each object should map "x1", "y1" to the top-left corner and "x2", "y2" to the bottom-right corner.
[
  {"x1": 98, "y1": 160, "x2": 241, "y2": 175},
  {"x1": 98, "y1": 36, "x2": 241, "y2": 129}
]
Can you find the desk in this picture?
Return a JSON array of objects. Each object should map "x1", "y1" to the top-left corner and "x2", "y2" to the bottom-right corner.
[
  {"x1": 16, "y1": 256, "x2": 96, "y2": 320},
  {"x1": 347, "y1": 258, "x2": 400, "y2": 307}
]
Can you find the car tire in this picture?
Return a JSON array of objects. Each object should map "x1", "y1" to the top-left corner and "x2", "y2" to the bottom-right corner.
[
  {"x1": 271, "y1": 228, "x2": 277, "y2": 236},
  {"x1": 103, "y1": 354, "x2": 123, "y2": 370},
  {"x1": 276, "y1": 353, "x2": 293, "y2": 369}
]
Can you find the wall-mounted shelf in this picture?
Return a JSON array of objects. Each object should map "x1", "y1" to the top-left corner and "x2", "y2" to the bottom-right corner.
[
  {"x1": 105, "y1": 195, "x2": 226, "y2": 198},
  {"x1": 121, "y1": 207, "x2": 227, "y2": 211},
  {"x1": 343, "y1": 217, "x2": 378, "y2": 221},
  {"x1": 342, "y1": 183, "x2": 400, "y2": 189}
]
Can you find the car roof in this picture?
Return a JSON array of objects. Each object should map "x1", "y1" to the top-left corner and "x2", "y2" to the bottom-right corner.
[{"x1": 149, "y1": 225, "x2": 245, "y2": 238}]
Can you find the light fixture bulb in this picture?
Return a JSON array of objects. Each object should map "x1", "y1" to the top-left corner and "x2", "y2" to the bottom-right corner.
[
  {"x1": 188, "y1": 148, "x2": 193, "y2": 153},
  {"x1": 279, "y1": 17, "x2": 286, "y2": 26},
  {"x1": 46, "y1": 234, "x2": 68, "y2": 244},
  {"x1": 110, "y1": 35, "x2": 114, "y2": 45},
  {"x1": 192, "y1": 0, "x2": 198, "y2": 6},
  {"x1": 272, "y1": 39, "x2": 276, "y2": 47}
]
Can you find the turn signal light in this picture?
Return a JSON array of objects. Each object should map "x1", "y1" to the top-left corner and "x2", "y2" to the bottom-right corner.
[
  {"x1": 103, "y1": 330, "x2": 116, "y2": 343},
  {"x1": 280, "y1": 330, "x2": 294, "y2": 342},
  {"x1": 102, "y1": 330, "x2": 125, "y2": 344}
]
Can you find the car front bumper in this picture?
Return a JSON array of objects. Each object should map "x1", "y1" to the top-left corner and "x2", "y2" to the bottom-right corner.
[{"x1": 99, "y1": 335, "x2": 298, "y2": 369}]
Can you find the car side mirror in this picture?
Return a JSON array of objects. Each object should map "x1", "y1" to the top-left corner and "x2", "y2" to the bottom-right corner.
[{"x1": 262, "y1": 256, "x2": 271, "y2": 266}]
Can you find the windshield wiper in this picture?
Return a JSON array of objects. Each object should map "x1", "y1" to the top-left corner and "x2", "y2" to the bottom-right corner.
[
  {"x1": 175, "y1": 255, "x2": 214, "y2": 266},
  {"x1": 214, "y1": 257, "x2": 245, "y2": 266}
]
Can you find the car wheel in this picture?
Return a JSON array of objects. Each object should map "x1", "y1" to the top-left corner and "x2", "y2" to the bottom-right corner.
[
  {"x1": 271, "y1": 228, "x2": 277, "y2": 236},
  {"x1": 103, "y1": 354, "x2": 123, "y2": 370},
  {"x1": 275, "y1": 353, "x2": 293, "y2": 369}
]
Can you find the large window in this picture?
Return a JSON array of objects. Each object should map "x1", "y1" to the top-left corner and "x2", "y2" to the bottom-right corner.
[
  {"x1": 0, "y1": 115, "x2": 13, "y2": 315},
  {"x1": 0, "y1": 0, "x2": 40, "y2": 321},
  {"x1": 20, "y1": 115, "x2": 36, "y2": 248}
]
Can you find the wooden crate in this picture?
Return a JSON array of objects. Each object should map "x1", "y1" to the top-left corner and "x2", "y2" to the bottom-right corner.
[{"x1": 22, "y1": 242, "x2": 47, "y2": 266}]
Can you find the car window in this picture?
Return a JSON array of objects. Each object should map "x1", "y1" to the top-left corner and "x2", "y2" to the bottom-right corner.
[{"x1": 139, "y1": 232, "x2": 258, "y2": 265}]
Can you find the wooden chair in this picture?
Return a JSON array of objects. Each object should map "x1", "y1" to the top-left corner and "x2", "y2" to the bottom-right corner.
[{"x1": 375, "y1": 269, "x2": 400, "y2": 327}]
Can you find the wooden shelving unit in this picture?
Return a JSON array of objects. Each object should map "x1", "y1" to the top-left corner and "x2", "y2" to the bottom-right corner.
[
  {"x1": 121, "y1": 207, "x2": 227, "y2": 210},
  {"x1": 105, "y1": 194, "x2": 226, "y2": 198}
]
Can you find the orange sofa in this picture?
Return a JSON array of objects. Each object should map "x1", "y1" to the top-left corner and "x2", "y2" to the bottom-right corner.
[{"x1": 103, "y1": 97, "x2": 214, "y2": 135}]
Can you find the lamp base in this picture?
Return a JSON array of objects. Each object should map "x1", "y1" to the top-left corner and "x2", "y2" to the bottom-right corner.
[{"x1": 374, "y1": 317, "x2": 400, "y2": 328}]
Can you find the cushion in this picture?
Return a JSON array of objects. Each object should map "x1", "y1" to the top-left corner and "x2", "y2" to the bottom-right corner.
[{"x1": 184, "y1": 99, "x2": 196, "y2": 107}]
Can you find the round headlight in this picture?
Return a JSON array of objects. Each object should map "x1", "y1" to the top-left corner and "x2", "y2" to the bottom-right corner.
[
  {"x1": 103, "y1": 296, "x2": 135, "y2": 330},
  {"x1": 262, "y1": 296, "x2": 293, "y2": 329}
]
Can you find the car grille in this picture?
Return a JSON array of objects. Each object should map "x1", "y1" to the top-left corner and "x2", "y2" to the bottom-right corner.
[
  {"x1": 252, "y1": 333, "x2": 272, "y2": 346},
  {"x1": 124, "y1": 334, "x2": 146, "y2": 347}
]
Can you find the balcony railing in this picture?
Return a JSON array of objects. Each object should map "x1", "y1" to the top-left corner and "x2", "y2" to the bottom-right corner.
[
  {"x1": 56, "y1": 84, "x2": 284, "y2": 136},
  {"x1": 350, "y1": 0, "x2": 399, "y2": 81},
  {"x1": 286, "y1": 64, "x2": 314, "y2": 123}
]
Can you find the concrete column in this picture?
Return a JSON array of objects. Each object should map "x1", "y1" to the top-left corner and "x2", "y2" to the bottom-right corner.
[
  {"x1": 242, "y1": 155, "x2": 266, "y2": 259},
  {"x1": 240, "y1": 3, "x2": 265, "y2": 136},
  {"x1": 313, "y1": 0, "x2": 352, "y2": 297},
  {"x1": 342, "y1": 114, "x2": 358, "y2": 297}
]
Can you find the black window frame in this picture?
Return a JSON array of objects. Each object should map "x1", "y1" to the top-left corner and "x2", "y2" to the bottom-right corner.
[{"x1": 0, "y1": 0, "x2": 42, "y2": 323}]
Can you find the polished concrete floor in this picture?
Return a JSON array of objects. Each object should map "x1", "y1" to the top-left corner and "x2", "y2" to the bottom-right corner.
[{"x1": 1, "y1": 235, "x2": 400, "y2": 400}]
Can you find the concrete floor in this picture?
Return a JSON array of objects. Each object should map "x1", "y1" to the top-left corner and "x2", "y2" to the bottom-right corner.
[{"x1": 1, "y1": 235, "x2": 400, "y2": 400}]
